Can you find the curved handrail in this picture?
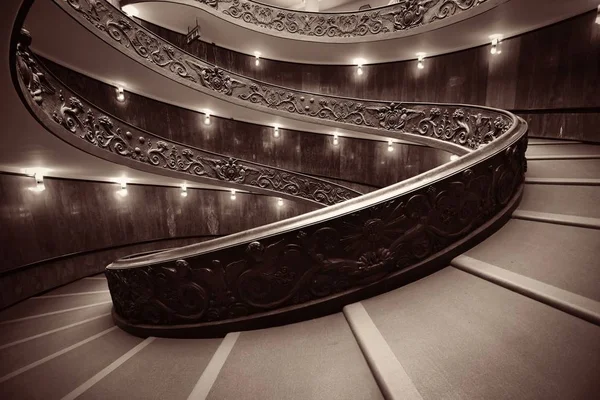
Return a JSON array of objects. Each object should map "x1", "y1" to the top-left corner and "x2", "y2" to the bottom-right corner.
[
  {"x1": 17, "y1": 1, "x2": 528, "y2": 336},
  {"x1": 51, "y1": 0, "x2": 508, "y2": 154},
  {"x1": 119, "y1": 0, "x2": 502, "y2": 43},
  {"x1": 15, "y1": 33, "x2": 360, "y2": 207},
  {"x1": 101, "y1": 116, "x2": 526, "y2": 334}
]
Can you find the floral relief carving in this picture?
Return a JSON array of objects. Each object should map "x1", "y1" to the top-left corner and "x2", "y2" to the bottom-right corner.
[
  {"x1": 57, "y1": 0, "x2": 508, "y2": 150},
  {"x1": 105, "y1": 134, "x2": 527, "y2": 325},
  {"x1": 14, "y1": 14, "x2": 525, "y2": 330},
  {"x1": 182, "y1": 0, "x2": 489, "y2": 38},
  {"x1": 16, "y1": 37, "x2": 360, "y2": 207}
]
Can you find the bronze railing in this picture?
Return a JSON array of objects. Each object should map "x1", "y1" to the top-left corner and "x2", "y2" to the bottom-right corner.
[
  {"x1": 15, "y1": 2, "x2": 528, "y2": 336},
  {"x1": 16, "y1": 32, "x2": 360, "y2": 207},
  {"x1": 119, "y1": 0, "x2": 499, "y2": 42},
  {"x1": 54, "y1": 0, "x2": 508, "y2": 153},
  {"x1": 100, "y1": 110, "x2": 526, "y2": 337}
]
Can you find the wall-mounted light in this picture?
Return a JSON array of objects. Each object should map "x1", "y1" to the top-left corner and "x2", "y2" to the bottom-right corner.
[
  {"x1": 273, "y1": 126, "x2": 280, "y2": 138},
  {"x1": 230, "y1": 189, "x2": 236, "y2": 200},
  {"x1": 181, "y1": 183, "x2": 188, "y2": 197},
  {"x1": 354, "y1": 58, "x2": 366, "y2": 76},
  {"x1": 277, "y1": 197, "x2": 284, "y2": 207},
  {"x1": 29, "y1": 172, "x2": 45, "y2": 192},
  {"x1": 596, "y1": 5, "x2": 600, "y2": 25},
  {"x1": 23, "y1": 168, "x2": 49, "y2": 192},
  {"x1": 204, "y1": 111, "x2": 211, "y2": 125},
  {"x1": 118, "y1": 180, "x2": 128, "y2": 197},
  {"x1": 450, "y1": 154, "x2": 459, "y2": 161},
  {"x1": 122, "y1": 5, "x2": 139, "y2": 17},
  {"x1": 333, "y1": 133, "x2": 339, "y2": 145},
  {"x1": 489, "y1": 35, "x2": 503, "y2": 55},
  {"x1": 254, "y1": 51, "x2": 261, "y2": 66},
  {"x1": 116, "y1": 86, "x2": 125, "y2": 102},
  {"x1": 387, "y1": 140, "x2": 394, "y2": 152},
  {"x1": 416, "y1": 53, "x2": 426, "y2": 69}
]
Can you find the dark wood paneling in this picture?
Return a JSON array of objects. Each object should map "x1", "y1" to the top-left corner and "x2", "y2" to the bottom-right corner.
[
  {"x1": 517, "y1": 111, "x2": 600, "y2": 142},
  {"x1": 138, "y1": 11, "x2": 600, "y2": 142},
  {"x1": 139, "y1": 12, "x2": 600, "y2": 106},
  {"x1": 0, "y1": 174, "x2": 316, "y2": 272},
  {"x1": 513, "y1": 13, "x2": 600, "y2": 109},
  {"x1": 43, "y1": 58, "x2": 451, "y2": 189}
]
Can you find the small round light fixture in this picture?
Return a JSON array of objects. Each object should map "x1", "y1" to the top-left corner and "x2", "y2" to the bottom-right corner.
[
  {"x1": 354, "y1": 58, "x2": 366, "y2": 76},
  {"x1": 118, "y1": 181, "x2": 128, "y2": 197},
  {"x1": 254, "y1": 51, "x2": 261, "y2": 66},
  {"x1": 416, "y1": 53, "x2": 426, "y2": 69},
  {"x1": 181, "y1": 184, "x2": 188, "y2": 197},
  {"x1": 333, "y1": 133, "x2": 339, "y2": 146},
  {"x1": 489, "y1": 34, "x2": 503, "y2": 55},
  {"x1": 116, "y1": 86, "x2": 125, "y2": 102},
  {"x1": 30, "y1": 172, "x2": 45, "y2": 192},
  {"x1": 273, "y1": 126, "x2": 280, "y2": 138},
  {"x1": 277, "y1": 197, "x2": 283, "y2": 207},
  {"x1": 387, "y1": 140, "x2": 394, "y2": 152},
  {"x1": 204, "y1": 111, "x2": 211, "y2": 125},
  {"x1": 450, "y1": 154, "x2": 459, "y2": 161},
  {"x1": 230, "y1": 189, "x2": 236, "y2": 200}
]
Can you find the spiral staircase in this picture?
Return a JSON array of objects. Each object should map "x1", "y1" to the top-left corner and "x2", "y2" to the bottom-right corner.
[
  {"x1": 1, "y1": 140, "x2": 598, "y2": 398},
  {"x1": 1, "y1": 0, "x2": 599, "y2": 399}
]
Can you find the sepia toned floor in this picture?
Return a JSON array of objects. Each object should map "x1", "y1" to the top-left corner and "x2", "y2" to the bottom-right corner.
[{"x1": 1, "y1": 139, "x2": 599, "y2": 400}]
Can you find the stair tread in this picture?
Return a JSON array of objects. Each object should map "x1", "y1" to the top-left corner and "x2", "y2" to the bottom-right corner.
[
  {"x1": 465, "y1": 219, "x2": 600, "y2": 301},
  {"x1": 0, "y1": 303, "x2": 112, "y2": 347},
  {"x1": 0, "y1": 293, "x2": 111, "y2": 323},
  {"x1": 207, "y1": 313, "x2": 383, "y2": 400},
  {"x1": 362, "y1": 268, "x2": 600, "y2": 400},
  {"x1": 78, "y1": 337, "x2": 222, "y2": 400},
  {"x1": 0, "y1": 328, "x2": 142, "y2": 400},
  {"x1": 519, "y1": 184, "x2": 600, "y2": 218},
  {"x1": 526, "y1": 159, "x2": 600, "y2": 179},
  {"x1": 526, "y1": 144, "x2": 600, "y2": 157},
  {"x1": 41, "y1": 279, "x2": 109, "y2": 296},
  {"x1": 0, "y1": 315, "x2": 114, "y2": 377}
]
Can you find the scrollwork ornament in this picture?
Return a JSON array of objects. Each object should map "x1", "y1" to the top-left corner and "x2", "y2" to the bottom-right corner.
[
  {"x1": 190, "y1": 0, "x2": 489, "y2": 38},
  {"x1": 15, "y1": 36, "x2": 358, "y2": 207}
]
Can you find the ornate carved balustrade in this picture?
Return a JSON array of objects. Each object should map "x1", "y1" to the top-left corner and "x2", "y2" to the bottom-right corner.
[
  {"x1": 15, "y1": 32, "x2": 359, "y2": 207},
  {"x1": 54, "y1": 0, "x2": 508, "y2": 152},
  {"x1": 15, "y1": 2, "x2": 528, "y2": 337},
  {"x1": 120, "y1": 0, "x2": 497, "y2": 42},
  {"x1": 98, "y1": 111, "x2": 526, "y2": 337}
]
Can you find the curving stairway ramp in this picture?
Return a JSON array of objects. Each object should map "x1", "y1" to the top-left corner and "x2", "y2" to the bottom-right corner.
[
  {"x1": 14, "y1": 26, "x2": 529, "y2": 335},
  {"x1": 1, "y1": 139, "x2": 599, "y2": 399}
]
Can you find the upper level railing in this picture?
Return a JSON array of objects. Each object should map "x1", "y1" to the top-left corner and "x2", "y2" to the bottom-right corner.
[
  {"x1": 119, "y1": 0, "x2": 498, "y2": 42},
  {"x1": 51, "y1": 0, "x2": 509, "y2": 154},
  {"x1": 15, "y1": 31, "x2": 360, "y2": 207}
]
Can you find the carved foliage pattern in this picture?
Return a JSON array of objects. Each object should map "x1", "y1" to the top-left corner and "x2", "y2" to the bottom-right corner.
[
  {"x1": 194, "y1": 0, "x2": 488, "y2": 38},
  {"x1": 105, "y1": 134, "x2": 527, "y2": 325},
  {"x1": 58, "y1": 0, "x2": 508, "y2": 150},
  {"x1": 16, "y1": 43, "x2": 359, "y2": 206}
]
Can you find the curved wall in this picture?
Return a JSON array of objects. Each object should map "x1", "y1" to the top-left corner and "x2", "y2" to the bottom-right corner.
[
  {"x1": 139, "y1": 10, "x2": 600, "y2": 142},
  {"x1": 42, "y1": 58, "x2": 452, "y2": 190},
  {"x1": 0, "y1": 173, "x2": 317, "y2": 308}
]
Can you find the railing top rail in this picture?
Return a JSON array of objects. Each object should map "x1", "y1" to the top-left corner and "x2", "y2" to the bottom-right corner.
[{"x1": 119, "y1": 0, "x2": 500, "y2": 41}]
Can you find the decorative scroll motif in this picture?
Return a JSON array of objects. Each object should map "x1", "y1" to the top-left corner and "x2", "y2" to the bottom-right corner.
[
  {"x1": 57, "y1": 0, "x2": 508, "y2": 150},
  {"x1": 105, "y1": 134, "x2": 527, "y2": 325},
  {"x1": 16, "y1": 37, "x2": 359, "y2": 207},
  {"x1": 128, "y1": 0, "x2": 489, "y2": 39}
]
